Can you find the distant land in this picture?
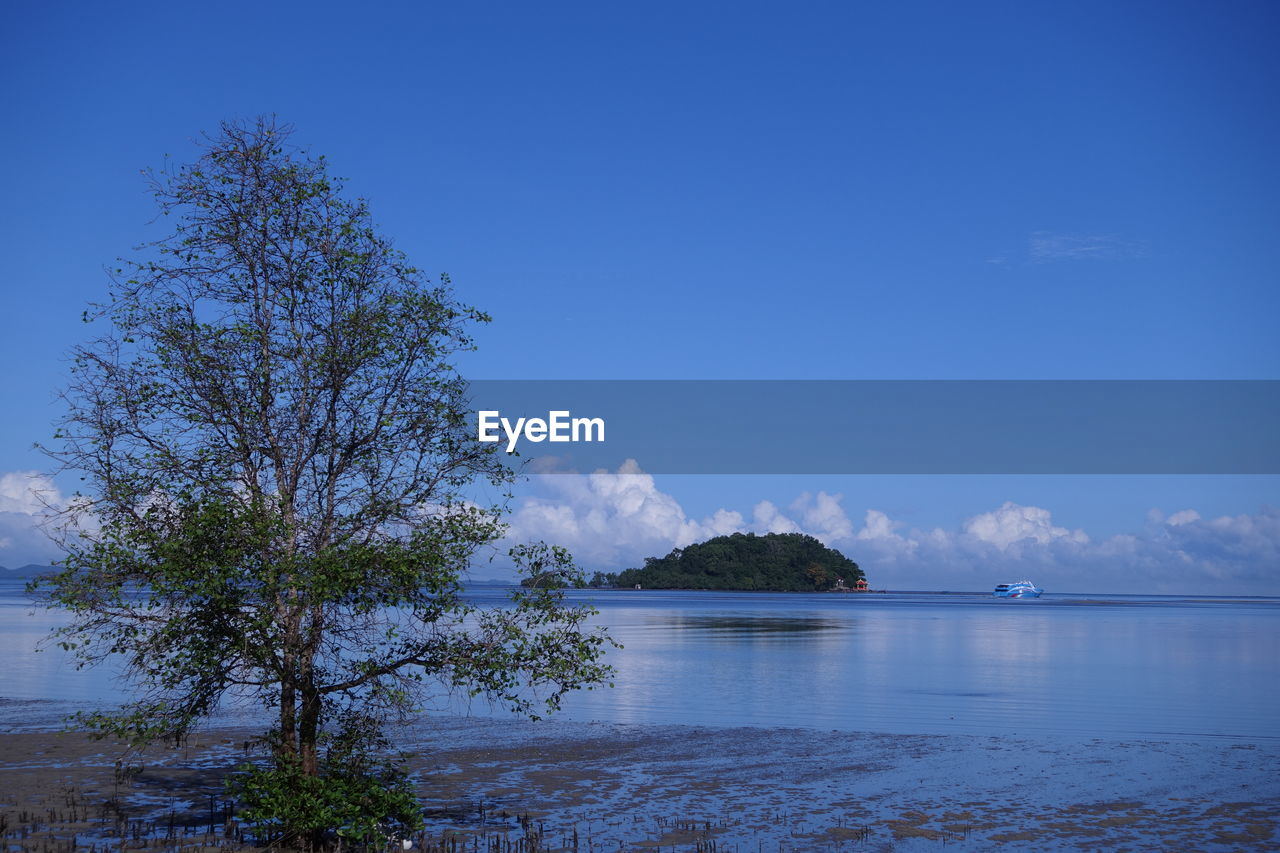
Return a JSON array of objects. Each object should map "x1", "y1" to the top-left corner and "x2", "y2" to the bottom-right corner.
[
  {"x1": 1, "y1": 565, "x2": 521, "y2": 585},
  {"x1": 0, "y1": 565, "x2": 57, "y2": 579},
  {"x1": 591, "y1": 532, "x2": 865, "y2": 592}
]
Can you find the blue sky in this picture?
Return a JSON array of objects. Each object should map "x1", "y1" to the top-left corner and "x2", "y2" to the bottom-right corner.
[{"x1": 1, "y1": 2, "x2": 1277, "y2": 591}]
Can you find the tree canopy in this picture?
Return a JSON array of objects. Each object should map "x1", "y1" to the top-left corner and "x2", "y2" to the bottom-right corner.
[
  {"x1": 598, "y1": 532, "x2": 863, "y2": 591},
  {"x1": 34, "y1": 117, "x2": 614, "y2": 847}
]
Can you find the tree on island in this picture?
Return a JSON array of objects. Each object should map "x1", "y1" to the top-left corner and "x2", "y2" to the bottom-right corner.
[
  {"x1": 35, "y1": 117, "x2": 614, "y2": 849},
  {"x1": 597, "y1": 532, "x2": 863, "y2": 591}
]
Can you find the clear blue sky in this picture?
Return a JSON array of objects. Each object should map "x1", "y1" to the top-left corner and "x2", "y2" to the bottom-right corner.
[{"x1": 2, "y1": 2, "x2": 1277, "y2": 590}]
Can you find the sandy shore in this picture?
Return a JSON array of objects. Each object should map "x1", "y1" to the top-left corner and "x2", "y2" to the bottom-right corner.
[{"x1": 0, "y1": 716, "x2": 1276, "y2": 851}]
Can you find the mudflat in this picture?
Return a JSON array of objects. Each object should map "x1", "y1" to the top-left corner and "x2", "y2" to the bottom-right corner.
[{"x1": 0, "y1": 717, "x2": 1276, "y2": 851}]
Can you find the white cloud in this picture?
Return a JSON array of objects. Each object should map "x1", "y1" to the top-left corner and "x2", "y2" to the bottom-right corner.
[
  {"x1": 1157, "y1": 507, "x2": 1280, "y2": 580},
  {"x1": 751, "y1": 500, "x2": 801, "y2": 534},
  {"x1": 791, "y1": 491, "x2": 854, "y2": 543},
  {"x1": 0, "y1": 471, "x2": 65, "y2": 568},
  {"x1": 0, "y1": 472, "x2": 60, "y2": 515},
  {"x1": 1028, "y1": 230, "x2": 1146, "y2": 263},
  {"x1": 503, "y1": 460, "x2": 747, "y2": 568},
  {"x1": 856, "y1": 509, "x2": 906, "y2": 543},
  {"x1": 962, "y1": 501, "x2": 1088, "y2": 550}
]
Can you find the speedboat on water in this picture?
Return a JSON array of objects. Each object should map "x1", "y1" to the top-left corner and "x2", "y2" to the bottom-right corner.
[{"x1": 993, "y1": 580, "x2": 1043, "y2": 598}]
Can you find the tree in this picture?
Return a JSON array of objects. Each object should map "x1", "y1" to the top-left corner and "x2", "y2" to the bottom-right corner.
[{"x1": 35, "y1": 117, "x2": 614, "y2": 845}]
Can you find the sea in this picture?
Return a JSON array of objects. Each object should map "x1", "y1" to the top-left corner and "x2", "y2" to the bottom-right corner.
[{"x1": 2, "y1": 578, "x2": 1277, "y2": 741}]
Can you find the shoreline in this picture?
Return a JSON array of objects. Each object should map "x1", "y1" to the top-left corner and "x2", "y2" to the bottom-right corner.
[{"x1": 1, "y1": 716, "x2": 1276, "y2": 851}]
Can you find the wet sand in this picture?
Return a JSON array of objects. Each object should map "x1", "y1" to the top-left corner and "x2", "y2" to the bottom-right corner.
[{"x1": 0, "y1": 717, "x2": 1276, "y2": 850}]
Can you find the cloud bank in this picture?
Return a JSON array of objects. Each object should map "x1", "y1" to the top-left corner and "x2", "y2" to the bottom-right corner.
[
  {"x1": 504, "y1": 463, "x2": 1279, "y2": 595},
  {"x1": 5, "y1": 464, "x2": 1274, "y2": 594}
]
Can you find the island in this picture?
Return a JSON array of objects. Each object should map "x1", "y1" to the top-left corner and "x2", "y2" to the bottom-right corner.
[{"x1": 588, "y1": 532, "x2": 865, "y2": 592}]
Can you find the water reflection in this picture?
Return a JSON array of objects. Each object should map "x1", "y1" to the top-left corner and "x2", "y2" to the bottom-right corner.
[
  {"x1": 560, "y1": 592, "x2": 1279, "y2": 740},
  {"x1": 3, "y1": 582, "x2": 1277, "y2": 740},
  {"x1": 659, "y1": 614, "x2": 849, "y2": 636}
]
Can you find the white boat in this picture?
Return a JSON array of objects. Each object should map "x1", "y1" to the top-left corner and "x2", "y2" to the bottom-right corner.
[{"x1": 993, "y1": 580, "x2": 1043, "y2": 598}]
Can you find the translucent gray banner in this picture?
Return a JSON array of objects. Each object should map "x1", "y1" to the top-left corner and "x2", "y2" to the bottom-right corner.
[{"x1": 465, "y1": 380, "x2": 1280, "y2": 474}]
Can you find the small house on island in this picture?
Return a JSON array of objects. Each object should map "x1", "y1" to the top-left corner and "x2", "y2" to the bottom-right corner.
[{"x1": 832, "y1": 576, "x2": 870, "y2": 592}]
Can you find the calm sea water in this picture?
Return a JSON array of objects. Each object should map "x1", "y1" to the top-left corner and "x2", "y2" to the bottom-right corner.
[{"x1": 3, "y1": 580, "x2": 1277, "y2": 740}]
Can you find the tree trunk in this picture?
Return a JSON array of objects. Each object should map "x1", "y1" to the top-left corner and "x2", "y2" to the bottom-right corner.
[
  {"x1": 278, "y1": 678, "x2": 297, "y2": 762},
  {"x1": 277, "y1": 594, "x2": 303, "y2": 764},
  {"x1": 299, "y1": 682, "x2": 321, "y2": 776}
]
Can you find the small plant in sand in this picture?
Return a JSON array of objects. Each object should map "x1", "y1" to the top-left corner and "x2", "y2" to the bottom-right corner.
[{"x1": 232, "y1": 713, "x2": 422, "y2": 848}]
